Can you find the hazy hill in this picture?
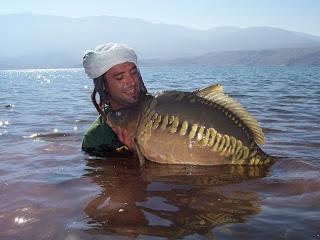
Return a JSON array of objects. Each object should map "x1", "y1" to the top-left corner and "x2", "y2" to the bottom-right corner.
[
  {"x1": 1, "y1": 13, "x2": 320, "y2": 69},
  {"x1": 141, "y1": 47, "x2": 320, "y2": 67}
]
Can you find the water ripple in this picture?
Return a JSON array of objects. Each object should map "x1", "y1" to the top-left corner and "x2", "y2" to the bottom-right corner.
[{"x1": 1, "y1": 66, "x2": 320, "y2": 239}]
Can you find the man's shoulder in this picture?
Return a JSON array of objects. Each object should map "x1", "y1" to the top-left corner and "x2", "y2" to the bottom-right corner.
[
  {"x1": 82, "y1": 115, "x2": 119, "y2": 151},
  {"x1": 85, "y1": 115, "x2": 112, "y2": 135}
]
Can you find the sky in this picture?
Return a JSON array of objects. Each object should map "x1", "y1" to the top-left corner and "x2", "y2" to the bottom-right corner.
[{"x1": 1, "y1": 0, "x2": 320, "y2": 36}]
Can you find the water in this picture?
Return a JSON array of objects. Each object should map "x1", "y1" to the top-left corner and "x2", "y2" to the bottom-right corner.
[{"x1": 0, "y1": 66, "x2": 319, "y2": 239}]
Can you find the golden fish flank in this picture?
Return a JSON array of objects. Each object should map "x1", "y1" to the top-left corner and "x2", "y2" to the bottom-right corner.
[
  {"x1": 212, "y1": 133, "x2": 222, "y2": 152},
  {"x1": 229, "y1": 136, "x2": 237, "y2": 155},
  {"x1": 169, "y1": 116, "x2": 179, "y2": 133},
  {"x1": 152, "y1": 114, "x2": 162, "y2": 130},
  {"x1": 189, "y1": 123, "x2": 198, "y2": 139},
  {"x1": 106, "y1": 83, "x2": 272, "y2": 166},
  {"x1": 217, "y1": 135, "x2": 227, "y2": 152},
  {"x1": 179, "y1": 121, "x2": 188, "y2": 136},
  {"x1": 207, "y1": 128, "x2": 217, "y2": 147},
  {"x1": 144, "y1": 110, "x2": 255, "y2": 163},
  {"x1": 200, "y1": 128, "x2": 210, "y2": 146},
  {"x1": 160, "y1": 114, "x2": 169, "y2": 130},
  {"x1": 196, "y1": 126, "x2": 205, "y2": 141},
  {"x1": 220, "y1": 135, "x2": 230, "y2": 156},
  {"x1": 168, "y1": 115, "x2": 175, "y2": 125}
]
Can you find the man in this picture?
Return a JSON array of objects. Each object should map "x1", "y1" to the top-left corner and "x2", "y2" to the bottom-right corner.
[{"x1": 82, "y1": 43, "x2": 147, "y2": 156}]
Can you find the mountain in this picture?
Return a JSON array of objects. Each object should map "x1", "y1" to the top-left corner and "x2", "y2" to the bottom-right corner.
[
  {"x1": 1, "y1": 13, "x2": 320, "y2": 69},
  {"x1": 141, "y1": 47, "x2": 320, "y2": 67}
]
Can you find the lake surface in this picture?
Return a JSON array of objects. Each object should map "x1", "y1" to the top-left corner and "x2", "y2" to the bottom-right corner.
[{"x1": 0, "y1": 66, "x2": 319, "y2": 239}]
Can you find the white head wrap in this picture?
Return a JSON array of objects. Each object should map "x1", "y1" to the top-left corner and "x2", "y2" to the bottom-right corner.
[{"x1": 83, "y1": 43, "x2": 138, "y2": 79}]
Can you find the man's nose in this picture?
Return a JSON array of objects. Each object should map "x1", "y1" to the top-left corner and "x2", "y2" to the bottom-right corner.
[{"x1": 125, "y1": 73, "x2": 137, "y2": 86}]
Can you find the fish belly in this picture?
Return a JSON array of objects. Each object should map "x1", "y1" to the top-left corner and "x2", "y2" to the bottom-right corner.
[{"x1": 139, "y1": 129, "x2": 229, "y2": 165}]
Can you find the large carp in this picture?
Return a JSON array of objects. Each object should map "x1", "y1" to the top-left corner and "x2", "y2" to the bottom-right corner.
[{"x1": 106, "y1": 84, "x2": 273, "y2": 166}]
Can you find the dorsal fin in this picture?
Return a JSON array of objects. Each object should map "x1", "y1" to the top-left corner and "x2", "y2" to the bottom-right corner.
[
  {"x1": 193, "y1": 83, "x2": 224, "y2": 97},
  {"x1": 194, "y1": 84, "x2": 265, "y2": 145}
]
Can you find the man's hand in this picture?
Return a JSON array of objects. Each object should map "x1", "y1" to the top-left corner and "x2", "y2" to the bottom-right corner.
[{"x1": 112, "y1": 127, "x2": 136, "y2": 152}]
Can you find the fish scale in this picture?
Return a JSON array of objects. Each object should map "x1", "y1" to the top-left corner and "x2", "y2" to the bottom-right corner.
[{"x1": 107, "y1": 84, "x2": 273, "y2": 166}]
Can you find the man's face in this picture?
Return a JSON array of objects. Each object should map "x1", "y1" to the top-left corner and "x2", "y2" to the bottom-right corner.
[{"x1": 104, "y1": 62, "x2": 141, "y2": 110}]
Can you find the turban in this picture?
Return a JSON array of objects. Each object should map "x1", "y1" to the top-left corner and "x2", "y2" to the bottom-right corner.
[{"x1": 83, "y1": 43, "x2": 138, "y2": 79}]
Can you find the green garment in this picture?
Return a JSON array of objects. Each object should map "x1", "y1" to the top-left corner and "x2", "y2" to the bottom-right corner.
[
  {"x1": 81, "y1": 115, "x2": 125, "y2": 156},
  {"x1": 82, "y1": 92, "x2": 149, "y2": 157}
]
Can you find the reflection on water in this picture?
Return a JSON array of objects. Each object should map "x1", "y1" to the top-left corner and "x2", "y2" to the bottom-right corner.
[
  {"x1": 1, "y1": 67, "x2": 319, "y2": 239},
  {"x1": 83, "y1": 158, "x2": 269, "y2": 238}
]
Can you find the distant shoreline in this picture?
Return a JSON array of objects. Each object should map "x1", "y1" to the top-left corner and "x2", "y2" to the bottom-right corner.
[
  {"x1": 1, "y1": 65, "x2": 319, "y2": 72},
  {"x1": 1, "y1": 47, "x2": 320, "y2": 70}
]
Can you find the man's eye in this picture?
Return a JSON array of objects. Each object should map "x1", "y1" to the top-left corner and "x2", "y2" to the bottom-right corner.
[{"x1": 115, "y1": 75, "x2": 123, "y2": 80}]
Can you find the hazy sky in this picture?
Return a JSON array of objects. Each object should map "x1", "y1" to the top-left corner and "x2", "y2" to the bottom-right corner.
[{"x1": 1, "y1": 0, "x2": 320, "y2": 36}]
